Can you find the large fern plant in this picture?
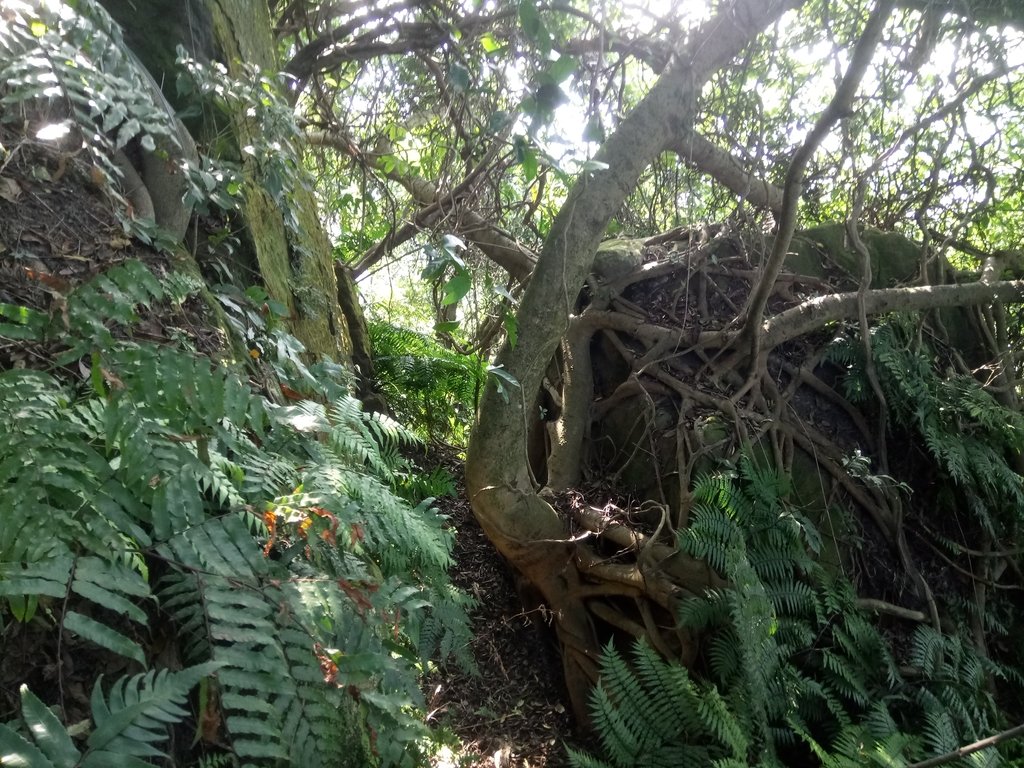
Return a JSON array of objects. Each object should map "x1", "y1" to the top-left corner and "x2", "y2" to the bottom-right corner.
[
  {"x1": 1, "y1": 0, "x2": 472, "y2": 762},
  {"x1": 570, "y1": 462, "x2": 1007, "y2": 767},
  {"x1": 369, "y1": 321, "x2": 486, "y2": 445},
  {"x1": 0, "y1": 255, "x2": 470, "y2": 767}
]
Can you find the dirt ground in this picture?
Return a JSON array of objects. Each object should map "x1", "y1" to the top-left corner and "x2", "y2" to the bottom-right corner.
[{"x1": 425, "y1": 475, "x2": 583, "y2": 768}]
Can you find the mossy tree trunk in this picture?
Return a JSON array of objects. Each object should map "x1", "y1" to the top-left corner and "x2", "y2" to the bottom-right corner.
[
  {"x1": 95, "y1": 0, "x2": 371, "y2": 760},
  {"x1": 101, "y1": 0, "x2": 357, "y2": 363}
]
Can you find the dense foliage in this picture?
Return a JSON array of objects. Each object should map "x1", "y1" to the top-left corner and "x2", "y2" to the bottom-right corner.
[
  {"x1": 5, "y1": 0, "x2": 1024, "y2": 766},
  {"x1": 0, "y1": 2, "x2": 470, "y2": 765}
]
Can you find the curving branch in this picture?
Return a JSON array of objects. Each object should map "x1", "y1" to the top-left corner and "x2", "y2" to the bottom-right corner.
[
  {"x1": 668, "y1": 130, "x2": 784, "y2": 214},
  {"x1": 737, "y1": 0, "x2": 895, "y2": 362},
  {"x1": 305, "y1": 128, "x2": 537, "y2": 280}
]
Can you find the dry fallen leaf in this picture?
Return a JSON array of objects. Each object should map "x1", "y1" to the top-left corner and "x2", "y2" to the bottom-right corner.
[{"x1": 0, "y1": 176, "x2": 22, "y2": 203}]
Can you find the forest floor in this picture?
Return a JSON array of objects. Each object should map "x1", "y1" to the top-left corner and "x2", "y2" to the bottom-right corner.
[{"x1": 425, "y1": 468, "x2": 581, "y2": 767}]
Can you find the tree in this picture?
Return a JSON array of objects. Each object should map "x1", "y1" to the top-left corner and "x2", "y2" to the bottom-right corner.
[
  {"x1": 245, "y1": 1, "x2": 1024, "y2": 748},
  {"x1": 98, "y1": 0, "x2": 363, "y2": 365}
]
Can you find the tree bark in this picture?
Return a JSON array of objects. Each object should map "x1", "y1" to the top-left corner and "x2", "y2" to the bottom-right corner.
[{"x1": 100, "y1": 0, "x2": 357, "y2": 363}]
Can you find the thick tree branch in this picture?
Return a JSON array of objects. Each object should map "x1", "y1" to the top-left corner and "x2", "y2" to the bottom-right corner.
[
  {"x1": 470, "y1": 0, "x2": 804, "y2": 500},
  {"x1": 668, "y1": 130, "x2": 784, "y2": 214},
  {"x1": 758, "y1": 279, "x2": 1024, "y2": 350},
  {"x1": 737, "y1": 0, "x2": 895, "y2": 361},
  {"x1": 466, "y1": 0, "x2": 802, "y2": 725}
]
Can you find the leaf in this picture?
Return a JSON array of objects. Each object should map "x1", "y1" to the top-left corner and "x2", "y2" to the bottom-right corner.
[
  {"x1": 449, "y1": 62, "x2": 470, "y2": 91},
  {"x1": 63, "y1": 611, "x2": 145, "y2": 665},
  {"x1": 0, "y1": 176, "x2": 23, "y2": 202},
  {"x1": 80, "y1": 750, "x2": 158, "y2": 768},
  {"x1": 479, "y1": 33, "x2": 501, "y2": 53},
  {"x1": 440, "y1": 271, "x2": 471, "y2": 307},
  {"x1": 503, "y1": 311, "x2": 518, "y2": 349},
  {"x1": 580, "y1": 159, "x2": 609, "y2": 173},
  {"x1": 487, "y1": 364, "x2": 521, "y2": 403},
  {"x1": 434, "y1": 320, "x2": 461, "y2": 333},
  {"x1": 583, "y1": 116, "x2": 605, "y2": 143},
  {"x1": 493, "y1": 285, "x2": 516, "y2": 303},
  {"x1": 542, "y1": 56, "x2": 577, "y2": 85},
  {"x1": 521, "y1": 147, "x2": 538, "y2": 181},
  {"x1": 486, "y1": 110, "x2": 510, "y2": 134},
  {"x1": 115, "y1": 118, "x2": 141, "y2": 150},
  {"x1": 0, "y1": 302, "x2": 47, "y2": 341},
  {"x1": 19, "y1": 686, "x2": 81, "y2": 768},
  {"x1": 0, "y1": 721, "x2": 53, "y2": 768},
  {"x1": 518, "y1": 0, "x2": 551, "y2": 54},
  {"x1": 441, "y1": 233, "x2": 466, "y2": 256},
  {"x1": 7, "y1": 593, "x2": 40, "y2": 622}
]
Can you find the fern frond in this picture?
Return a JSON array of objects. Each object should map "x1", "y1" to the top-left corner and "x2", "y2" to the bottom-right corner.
[{"x1": 0, "y1": 665, "x2": 219, "y2": 768}]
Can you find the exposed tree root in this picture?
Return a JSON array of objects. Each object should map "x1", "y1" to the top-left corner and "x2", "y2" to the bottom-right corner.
[{"x1": 469, "y1": 220, "x2": 1024, "y2": 725}]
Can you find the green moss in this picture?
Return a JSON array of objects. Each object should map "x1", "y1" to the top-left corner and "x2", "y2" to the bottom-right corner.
[{"x1": 786, "y1": 223, "x2": 922, "y2": 287}]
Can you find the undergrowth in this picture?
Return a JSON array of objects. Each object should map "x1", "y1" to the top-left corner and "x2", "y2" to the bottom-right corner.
[
  {"x1": 0, "y1": 2, "x2": 471, "y2": 766},
  {"x1": 570, "y1": 460, "x2": 1016, "y2": 767},
  {"x1": 369, "y1": 321, "x2": 486, "y2": 445},
  {"x1": 0, "y1": 255, "x2": 473, "y2": 767}
]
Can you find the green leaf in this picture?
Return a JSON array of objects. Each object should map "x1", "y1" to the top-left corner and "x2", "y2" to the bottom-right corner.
[
  {"x1": 7, "y1": 594, "x2": 40, "y2": 622},
  {"x1": 115, "y1": 118, "x2": 141, "y2": 150},
  {"x1": 0, "y1": 303, "x2": 47, "y2": 341},
  {"x1": 19, "y1": 686, "x2": 81, "y2": 768},
  {"x1": 63, "y1": 611, "x2": 145, "y2": 665},
  {"x1": 487, "y1": 365, "x2": 520, "y2": 403},
  {"x1": 580, "y1": 159, "x2": 609, "y2": 173},
  {"x1": 434, "y1": 320, "x2": 461, "y2": 333},
  {"x1": 486, "y1": 110, "x2": 510, "y2": 134},
  {"x1": 479, "y1": 33, "x2": 501, "y2": 53},
  {"x1": 81, "y1": 751, "x2": 159, "y2": 768},
  {"x1": 583, "y1": 116, "x2": 605, "y2": 143},
  {"x1": 518, "y1": 0, "x2": 551, "y2": 54},
  {"x1": 520, "y1": 147, "x2": 538, "y2": 181},
  {"x1": 503, "y1": 311, "x2": 518, "y2": 350},
  {"x1": 542, "y1": 56, "x2": 577, "y2": 85},
  {"x1": 0, "y1": 720, "x2": 53, "y2": 768},
  {"x1": 449, "y1": 62, "x2": 470, "y2": 91},
  {"x1": 441, "y1": 271, "x2": 471, "y2": 306}
]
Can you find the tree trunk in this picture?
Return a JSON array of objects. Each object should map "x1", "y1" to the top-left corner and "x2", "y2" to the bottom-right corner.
[
  {"x1": 95, "y1": 0, "x2": 371, "y2": 760},
  {"x1": 465, "y1": 0, "x2": 803, "y2": 723},
  {"x1": 100, "y1": 0, "x2": 358, "y2": 363}
]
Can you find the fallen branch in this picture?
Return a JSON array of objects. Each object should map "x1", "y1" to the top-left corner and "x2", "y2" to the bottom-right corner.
[{"x1": 906, "y1": 723, "x2": 1024, "y2": 768}]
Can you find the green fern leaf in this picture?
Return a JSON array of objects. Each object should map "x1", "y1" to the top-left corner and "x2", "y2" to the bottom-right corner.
[
  {"x1": 0, "y1": 720, "x2": 56, "y2": 768},
  {"x1": 18, "y1": 686, "x2": 81, "y2": 768},
  {"x1": 63, "y1": 610, "x2": 146, "y2": 666}
]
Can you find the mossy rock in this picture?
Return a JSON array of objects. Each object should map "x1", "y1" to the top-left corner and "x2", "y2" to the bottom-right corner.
[{"x1": 787, "y1": 223, "x2": 921, "y2": 287}]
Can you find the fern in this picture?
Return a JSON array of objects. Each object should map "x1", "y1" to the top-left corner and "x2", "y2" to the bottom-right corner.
[
  {"x1": 0, "y1": 0, "x2": 181, "y2": 214},
  {"x1": 0, "y1": 665, "x2": 220, "y2": 767},
  {"x1": 1, "y1": 256, "x2": 471, "y2": 765},
  {"x1": 578, "y1": 461, "x2": 1015, "y2": 766},
  {"x1": 570, "y1": 642, "x2": 722, "y2": 768},
  {"x1": 369, "y1": 321, "x2": 487, "y2": 443},
  {"x1": 833, "y1": 318, "x2": 1024, "y2": 540}
]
